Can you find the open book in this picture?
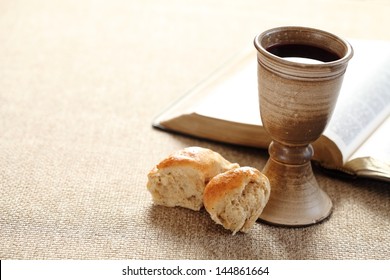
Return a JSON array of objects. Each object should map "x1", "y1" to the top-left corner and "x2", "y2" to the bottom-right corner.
[{"x1": 153, "y1": 40, "x2": 390, "y2": 182}]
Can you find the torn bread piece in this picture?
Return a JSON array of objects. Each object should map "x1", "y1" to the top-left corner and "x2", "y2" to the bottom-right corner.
[
  {"x1": 203, "y1": 167, "x2": 270, "y2": 234},
  {"x1": 147, "y1": 147, "x2": 239, "y2": 211}
]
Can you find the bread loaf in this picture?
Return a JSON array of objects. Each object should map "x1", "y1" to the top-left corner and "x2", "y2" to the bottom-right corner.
[
  {"x1": 203, "y1": 166, "x2": 270, "y2": 234},
  {"x1": 147, "y1": 147, "x2": 239, "y2": 211}
]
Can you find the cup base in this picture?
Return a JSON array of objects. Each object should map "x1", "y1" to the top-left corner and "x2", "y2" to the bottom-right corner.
[{"x1": 259, "y1": 157, "x2": 333, "y2": 227}]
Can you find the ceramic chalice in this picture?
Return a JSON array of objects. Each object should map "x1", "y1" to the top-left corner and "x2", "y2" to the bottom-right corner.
[{"x1": 254, "y1": 26, "x2": 353, "y2": 226}]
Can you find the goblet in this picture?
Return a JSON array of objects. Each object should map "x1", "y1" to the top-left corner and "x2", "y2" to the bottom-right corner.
[{"x1": 254, "y1": 26, "x2": 353, "y2": 226}]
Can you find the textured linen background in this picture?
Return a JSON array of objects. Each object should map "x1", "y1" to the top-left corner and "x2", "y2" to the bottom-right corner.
[{"x1": 1, "y1": 0, "x2": 389, "y2": 259}]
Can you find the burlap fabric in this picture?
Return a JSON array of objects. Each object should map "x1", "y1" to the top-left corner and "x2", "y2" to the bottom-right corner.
[{"x1": 1, "y1": 0, "x2": 389, "y2": 259}]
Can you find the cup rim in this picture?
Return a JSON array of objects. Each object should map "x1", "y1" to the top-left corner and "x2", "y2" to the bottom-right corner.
[{"x1": 254, "y1": 26, "x2": 353, "y2": 67}]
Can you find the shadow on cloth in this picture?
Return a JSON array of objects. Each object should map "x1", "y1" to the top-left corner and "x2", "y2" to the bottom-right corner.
[{"x1": 146, "y1": 205, "x2": 279, "y2": 259}]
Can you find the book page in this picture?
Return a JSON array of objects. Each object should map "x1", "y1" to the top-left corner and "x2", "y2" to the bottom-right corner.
[
  {"x1": 349, "y1": 116, "x2": 390, "y2": 163},
  {"x1": 194, "y1": 54, "x2": 261, "y2": 126},
  {"x1": 323, "y1": 40, "x2": 390, "y2": 163}
]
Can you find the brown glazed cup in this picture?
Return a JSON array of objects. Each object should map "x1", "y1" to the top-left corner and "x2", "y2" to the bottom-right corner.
[{"x1": 254, "y1": 26, "x2": 353, "y2": 226}]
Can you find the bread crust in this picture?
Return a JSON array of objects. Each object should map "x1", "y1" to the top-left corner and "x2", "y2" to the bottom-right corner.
[
  {"x1": 147, "y1": 147, "x2": 239, "y2": 211},
  {"x1": 156, "y1": 147, "x2": 237, "y2": 182},
  {"x1": 204, "y1": 167, "x2": 270, "y2": 234}
]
